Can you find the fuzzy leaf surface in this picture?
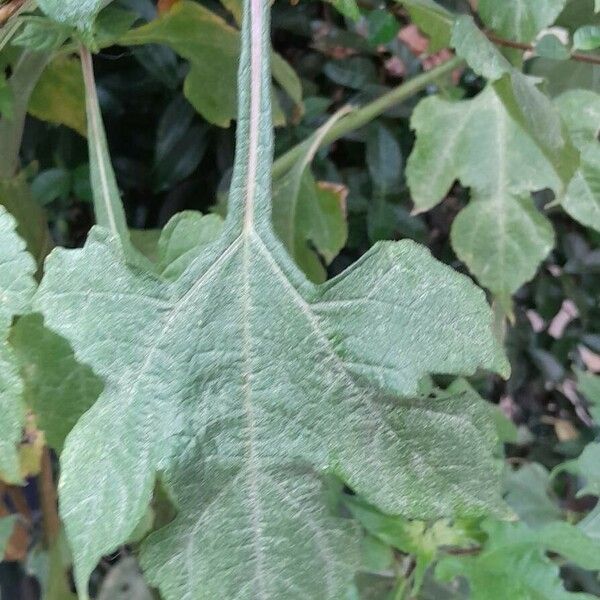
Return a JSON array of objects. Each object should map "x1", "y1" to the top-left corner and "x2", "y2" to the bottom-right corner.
[
  {"x1": 37, "y1": 0, "x2": 113, "y2": 32},
  {"x1": 36, "y1": 0, "x2": 508, "y2": 598}
]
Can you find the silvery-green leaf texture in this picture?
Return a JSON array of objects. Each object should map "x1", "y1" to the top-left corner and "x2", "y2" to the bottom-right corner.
[
  {"x1": 37, "y1": 0, "x2": 114, "y2": 32},
  {"x1": 35, "y1": 0, "x2": 508, "y2": 598},
  {"x1": 0, "y1": 207, "x2": 37, "y2": 483}
]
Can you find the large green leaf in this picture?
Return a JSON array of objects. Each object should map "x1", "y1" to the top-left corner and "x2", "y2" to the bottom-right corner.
[
  {"x1": 0, "y1": 208, "x2": 37, "y2": 483},
  {"x1": 36, "y1": 0, "x2": 508, "y2": 598},
  {"x1": 407, "y1": 85, "x2": 557, "y2": 302},
  {"x1": 479, "y1": 0, "x2": 568, "y2": 42},
  {"x1": 437, "y1": 520, "x2": 600, "y2": 599},
  {"x1": 555, "y1": 90, "x2": 600, "y2": 232},
  {"x1": 120, "y1": 0, "x2": 302, "y2": 127}
]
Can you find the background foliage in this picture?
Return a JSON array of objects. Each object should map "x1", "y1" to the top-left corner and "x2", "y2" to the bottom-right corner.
[{"x1": 0, "y1": 0, "x2": 600, "y2": 598}]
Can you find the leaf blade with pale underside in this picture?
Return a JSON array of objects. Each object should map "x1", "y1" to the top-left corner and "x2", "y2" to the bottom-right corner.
[{"x1": 35, "y1": 1, "x2": 509, "y2": 599}]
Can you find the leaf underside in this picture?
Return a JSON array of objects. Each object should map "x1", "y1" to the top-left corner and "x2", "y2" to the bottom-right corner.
[{"x1": 34, "y1": 0, "x2": 509, "y2": 598}]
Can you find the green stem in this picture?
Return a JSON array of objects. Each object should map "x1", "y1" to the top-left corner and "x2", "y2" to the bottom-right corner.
[
  {"x1": 272, "y1": 56, "x2": 464, "y2": 179},
  {"x1": 0, "y1": 50, "x2": 50, "y2": 179},
  {"x1": 80, "y1": 46, "x2": 131, "y2": 247}
]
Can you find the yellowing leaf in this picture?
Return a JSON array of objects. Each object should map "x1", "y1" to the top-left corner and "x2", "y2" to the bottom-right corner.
[{"x1": 29, "y1": 55, "x2": 86, "y2": 136}]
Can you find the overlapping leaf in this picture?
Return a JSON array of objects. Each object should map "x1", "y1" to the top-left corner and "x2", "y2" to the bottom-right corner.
[
  {"x1": 35, "y1": 1, "x2": 509, "y2": 598},
  {"x1": 29, "y1": 55, "x2": 86, "y2": 136},
  {"x1": 120, "y1": 0, "x2": 302, "y2": 127},
  {"x1": 9, "y1": 314, "x2": 103, "y2": 454},
  {"x1": 407, "y1": 85, "x2": 557, "y2": 304},
  {"x1": 272, "y1": 110, "x2": 349, "y2": 282},
  {"x1": 407, "y1": 15, "x2": 583, "y2": 305},
  {"x1": 555, "y1": 90, "x2": 600, "y2": 232},
  {"x1": 0, "y1": 208, "x2": 37, "y2": 483},
  {"x1": 437, "y1": 519, "x2": 600, "y2": 599}
]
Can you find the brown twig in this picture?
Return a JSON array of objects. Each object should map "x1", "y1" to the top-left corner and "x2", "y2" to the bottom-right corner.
[
  {"x1": 487, "y1": 31, "x2": 600, "y2": 66},
  {"x1": 0, "y1": 0, "x2": 24, "y2": 25},
  {"x1": 39, "y1": 447, "x2": 60, "y2": 545}
]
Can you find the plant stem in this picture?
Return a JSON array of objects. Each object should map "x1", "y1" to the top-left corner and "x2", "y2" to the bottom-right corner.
[
  {"x1": 80, "y1": 45, "x2": 132, "y2": 246},
  {"x1": 487, "y1": 32, "x2": 600, "y2": 65},
  {"x1": 272, "y1": 56, "x2": 463, "y2": 178},
  {"x1": 0, "y1": 50, "x2": 50, "y2": 179}
]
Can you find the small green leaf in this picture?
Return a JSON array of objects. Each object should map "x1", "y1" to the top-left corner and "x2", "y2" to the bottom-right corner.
[
  {"x1": 504, "y1": 463, "x2": 563, "y2": 527},
  {"x1": 273, "y1": 110, "x2": 349, "y2": 282},
  {"x1": 479, "y1": 0, "x2": 568, "y2": 43},
  {"x1": 12, "y1": 17, "x2": 71, "y2": 52},
  {"x1": 576, "y1": 368, "x2": 600, "y2": 423},
  {"x1": 326, "y1": 0, "x2": 360, "y2": 20},
  {"x1": 0, "y1": 174, "x2": 53, "y2": 272},
  {"x1": 573, "y1": 25, "x2": 600, "y2": 51},
  {"x1": 120, "y1": 0, "x2": 302, "y2": 127},
  {"x1": 536, "y1": 34, "x2": 570, "y2": 60},
  {"x1": 366, "y1": 123, "x2": 403, "y2": 197},
  {"x1": 31, "y1": 168, "x2": 72, "y2": 206},
  {"x1": 366, "y1": 9, "x2": 400, "y2": 46},
  {"x1": 156, "y1": 211, "x2": 223, "y2": 278}
]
